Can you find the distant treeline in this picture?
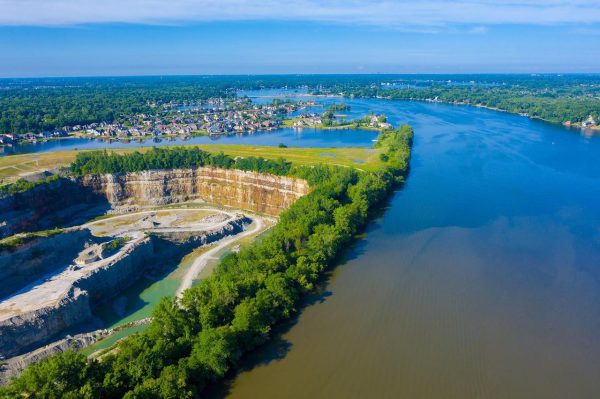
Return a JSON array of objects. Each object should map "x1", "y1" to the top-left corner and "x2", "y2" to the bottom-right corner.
[
  {"x1": 344, "y1": 86, "x2": 600, "y2": 124},
  {"x1": 70, "y1": 147, "x2": 292, "y2": 177},
  {"x1": 1, "y1": 127, "x2": 413, "y2": 398},
  {"x1": 0, "y1": 77, "x2": 229, "y2": 135},
  {"x1": 2, "y1": 74, "x2": 599, "y2": 135}
]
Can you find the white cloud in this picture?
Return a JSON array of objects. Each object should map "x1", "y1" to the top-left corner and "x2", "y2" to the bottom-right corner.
[
  {"x1": 1, "y1": 0, "x2": 599, "y2": 27},
  {"x1": 469, "y1": 25, "x2": 489, "y2": 34}
]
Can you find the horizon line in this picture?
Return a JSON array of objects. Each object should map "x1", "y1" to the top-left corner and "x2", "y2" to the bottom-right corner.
[{"x1": 2, "y1": 72, "x2": 600, "y2": 80}]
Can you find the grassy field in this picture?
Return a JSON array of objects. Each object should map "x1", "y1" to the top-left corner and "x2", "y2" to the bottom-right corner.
[{"x1": 0, "y1": 143, "x2": 384, "y2": 183}]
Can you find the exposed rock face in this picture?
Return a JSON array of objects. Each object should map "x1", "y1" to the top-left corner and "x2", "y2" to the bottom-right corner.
[
  {"x1": 0, "y1": 236, "x2": 154, "y2": 358},
  {"x1": 0, "y1": 229, "x2": 100, "y2": 299},
  {"x1": 0, "y1": 318, "x2": 153, "y2": 384},
  {"x1": 0, "y1": 178, "x2": 109, "y2": 239},
  {"x1": 73, "y1": 236, "x2": 156, "y2": 305},
  {"x1": 0, "y1": 168, "x2": 307, "y2": 239},
  {"x1": 0, "y1": 288, "x2": 91, "y2": 359},
  {"x1": 80, "y1": 168, "x2": 309, "y2": 215},
  {"x1": 0, "y1": 216, "x2": 249, "y2": 359}
]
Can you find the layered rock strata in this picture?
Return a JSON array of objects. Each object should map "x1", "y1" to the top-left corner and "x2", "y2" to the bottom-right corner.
[
  {"x1": 80, "y1": 167, "x2": 309, "y2": 215},
  {"x1": 0, "y1": 178, "x2": 108, "y2": 239}
]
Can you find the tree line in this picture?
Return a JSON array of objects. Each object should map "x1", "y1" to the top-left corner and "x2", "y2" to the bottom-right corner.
[
  {"x1": 70, "y1": 147, "x2": 292, "y2": 177},
  {"x1": 0, "y1": 127, "x2": 413, "y2": 398},
  {"x1": 343, "y1": 84, "x2": 600, "y2": 124}
]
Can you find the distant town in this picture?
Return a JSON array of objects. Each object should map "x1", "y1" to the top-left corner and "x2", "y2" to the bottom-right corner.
[
  {"x1": 0, "y1": 98, "x2": 309, "y2": 145},
  {"x1": 0, "y1": 97, "x2": 397, "y2": 147}
]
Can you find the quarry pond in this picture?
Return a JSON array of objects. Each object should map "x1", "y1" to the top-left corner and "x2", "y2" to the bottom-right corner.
[{"x1": 3, "y1": 92, "x2": 600, "y2": 398}]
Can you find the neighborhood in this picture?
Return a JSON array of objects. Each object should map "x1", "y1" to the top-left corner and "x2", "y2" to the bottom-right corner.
[{"x1": 0, "y1": 98, "x2": 316, "y2": 145}]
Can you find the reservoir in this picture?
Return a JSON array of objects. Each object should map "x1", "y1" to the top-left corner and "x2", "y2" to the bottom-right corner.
[{"x1": 212, "y1": 98, "x2": 600, "y2": 398}]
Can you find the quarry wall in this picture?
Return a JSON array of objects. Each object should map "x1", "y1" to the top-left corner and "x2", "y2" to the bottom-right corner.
[{"x1": 80, "y1": 167, "x2": 309, "y2": 215}]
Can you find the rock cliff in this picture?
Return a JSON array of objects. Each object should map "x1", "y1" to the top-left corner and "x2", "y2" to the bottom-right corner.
[
  {"x1": 0, "y1": 287, "x2": 92, "y2": 359},
  {"x1": 0, "y1": 178, "x2": 109, "y2": 239},
  {"x1": 0, "y1": 327, "x2": 111, "y2": 385},
  {"x1": 0, "y1": 168, "x2": 308, "y2": 239},
  {"x1": 0, "y1": 216, "x2": 249, "y2": 358},
  {"x1": 0, "y1": 229, "x2": 101, "y2": 299},
  {"x1": 80, "y1": 167, "x2": 309, "y2": 215}
]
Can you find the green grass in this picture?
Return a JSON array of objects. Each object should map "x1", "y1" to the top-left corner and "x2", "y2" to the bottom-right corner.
[
  {"x1": 281, "y1": 117, "x2": 381, "y2": 131},
  {"x1": 0, "y1": 143, "x2": 385, "y2": 183},
  {"x1": 0, "y1": 228, "x2": 64, "y2": 252}
]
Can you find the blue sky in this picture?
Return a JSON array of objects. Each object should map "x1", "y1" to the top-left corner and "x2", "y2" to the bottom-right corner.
[{"x1": 1, "y1": 1, "x2": 599, "y2": 77}]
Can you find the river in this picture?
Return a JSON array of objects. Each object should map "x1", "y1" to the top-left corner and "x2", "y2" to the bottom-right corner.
[
  {"x1": 213, "y1": 96, "x2": 600, "y2": 398},
  {"x1": 7, "y1": 94, "x2": 600, "y2": 398}
]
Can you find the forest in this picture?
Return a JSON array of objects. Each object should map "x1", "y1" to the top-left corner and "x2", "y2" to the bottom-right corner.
[{"x1": 0, "y1": 126, "x2": 413, "y2": 398}]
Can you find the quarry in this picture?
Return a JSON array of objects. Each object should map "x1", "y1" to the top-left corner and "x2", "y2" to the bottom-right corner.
[{"x1": 0, "y1": 167, "x2": 309, "y2": 382}]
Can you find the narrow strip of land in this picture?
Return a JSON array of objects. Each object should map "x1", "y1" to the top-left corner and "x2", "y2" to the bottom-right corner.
[{"x1": 176, "y1": 216, "x2": 266, "y2": 297}]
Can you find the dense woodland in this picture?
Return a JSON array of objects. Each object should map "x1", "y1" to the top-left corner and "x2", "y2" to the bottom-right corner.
[
  {"x1": 0, "y1": 126, "x2": 413, "y2": 398},
  {"x1": 1, "y1": 74, "x2": 599, "y2": 135}
]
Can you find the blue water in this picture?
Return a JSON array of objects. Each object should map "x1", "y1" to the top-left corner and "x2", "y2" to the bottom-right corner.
[
  {"x1": 238, "y1": 88, "x2": 310, "y2": 103},
  {"x1": 212, "y1": 96, "x2": 600, "y2": 399},
  {"x1": 0, "y1": 128, "x2": 378, "y2": 156}
]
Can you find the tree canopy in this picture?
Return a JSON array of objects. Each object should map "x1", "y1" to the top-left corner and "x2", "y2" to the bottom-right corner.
[{"x1": 69, "y1": 147, "x2": 292, "y2": 177}]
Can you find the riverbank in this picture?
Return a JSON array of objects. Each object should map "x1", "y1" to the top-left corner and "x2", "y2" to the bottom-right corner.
[
  {"x1": 213, "y1": 95, "x2": 600, "y2": 399},
  {"x1": 0, "y1": 130, "x2": 210, "y2": 149},
  {"x1": 371, "y1": 95, "x2": 598, "y2": 131}
]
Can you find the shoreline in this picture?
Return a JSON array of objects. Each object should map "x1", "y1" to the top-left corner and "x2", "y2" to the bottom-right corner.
[
  {"x1": 0, "y1": 122, "x2": 381, "y2": 154},
  {"x1": 371, "y1": 95, "x2": 598, "y2": 131}
]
